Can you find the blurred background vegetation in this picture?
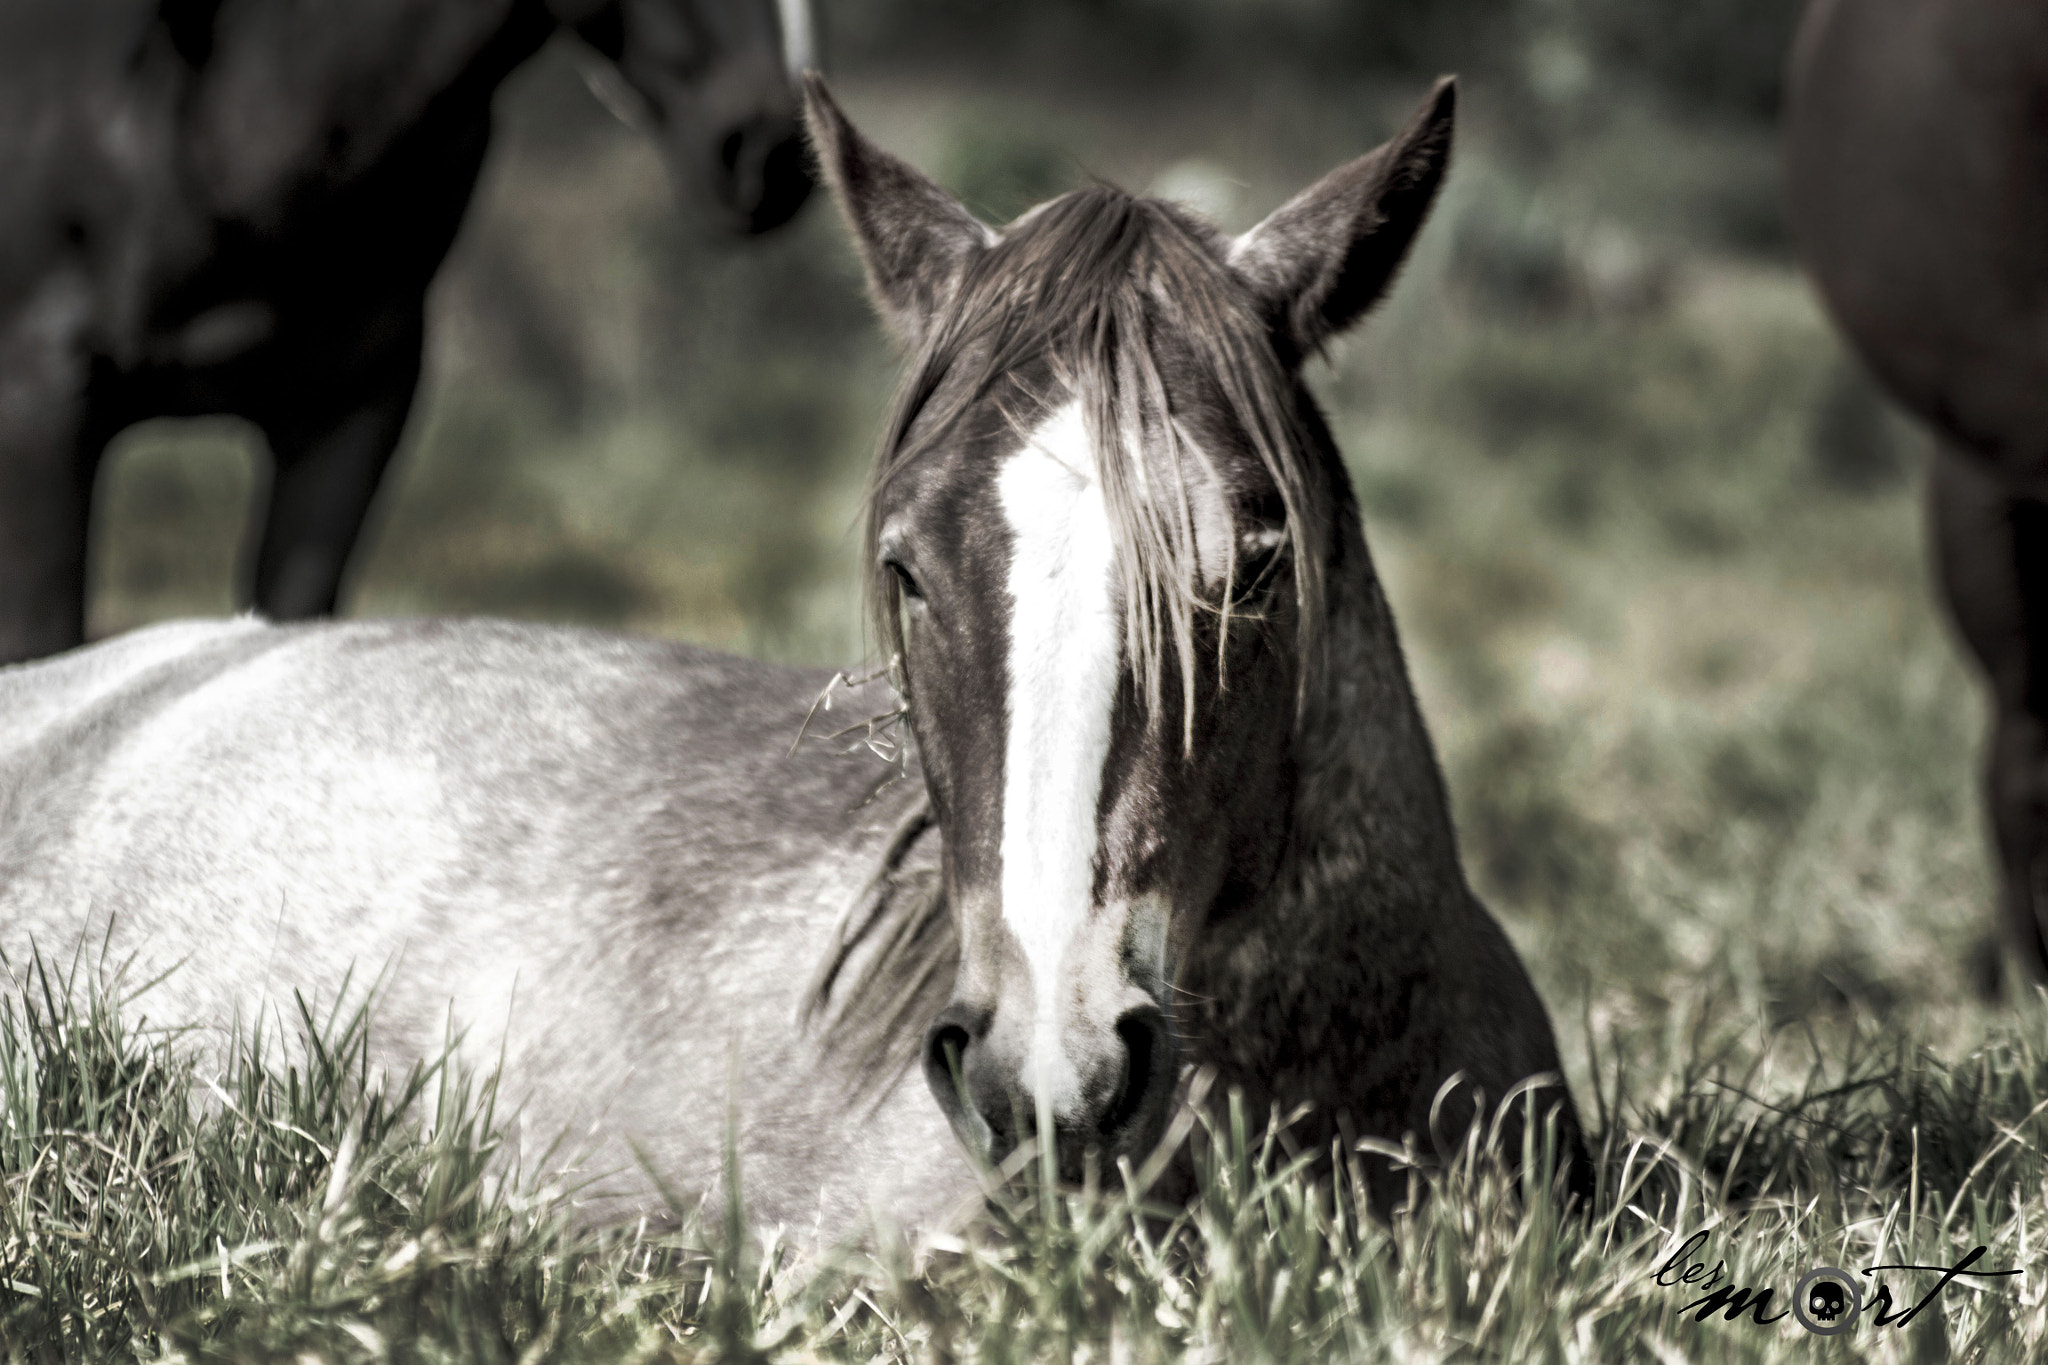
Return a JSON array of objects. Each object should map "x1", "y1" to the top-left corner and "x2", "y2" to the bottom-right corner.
[{"x1": 86, "y1": 0, "x2": 1989, "y2": 1095}]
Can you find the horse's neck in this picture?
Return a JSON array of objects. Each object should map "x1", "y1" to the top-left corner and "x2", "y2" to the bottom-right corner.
[
  {"x1": 1183, "y1": 503, "x2": 1471, "y2": 1108},
  {"x1": 1287, "y1": 509, "x2": 1466, "y2": 912}
]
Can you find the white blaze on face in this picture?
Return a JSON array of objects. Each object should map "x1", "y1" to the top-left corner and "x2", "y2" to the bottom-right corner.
[{"x1": 996, "y1": 401, "x2": 1121, "y2": 1116}]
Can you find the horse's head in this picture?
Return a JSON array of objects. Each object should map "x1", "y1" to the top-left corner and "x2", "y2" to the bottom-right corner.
[
  {"x1": 806, "y1": 76, "x2": 1455, "y2": 1179},
  {"x1": 559, "y1": 0, "x2": 814, "y2": 233}
]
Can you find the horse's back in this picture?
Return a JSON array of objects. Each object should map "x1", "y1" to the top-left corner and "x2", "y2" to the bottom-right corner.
[
  {"x1": 0, "y1": 618, "x2": 966, "y2": 1237},
  {"x1": 1786, "y1": 0, "x2": 2048, "y2": 472},
  {"x1": 0, "y1": 615, "x2": 908, "y2": 1016}
]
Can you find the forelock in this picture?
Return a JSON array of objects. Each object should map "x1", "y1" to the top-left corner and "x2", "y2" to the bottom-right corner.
[{"x1": 861, "y1": 186, "x2": 1330, "y2": 734}]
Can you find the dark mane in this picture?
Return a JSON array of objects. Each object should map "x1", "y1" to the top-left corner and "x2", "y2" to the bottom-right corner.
[
  {"x1": 860, "y1": 185, "x2": 1331, "y2": 736},
  {"x1": 800, "y1": 788, "x2": 954, "y2": 1100}
]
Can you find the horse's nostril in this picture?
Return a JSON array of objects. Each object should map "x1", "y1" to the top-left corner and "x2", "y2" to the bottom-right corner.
[
  {"x1": 1102, "y1": 1007, "x2": 1171, "y2": 1139},
  {"x1": 750, "y1": 131, "x2": 812, "y2": 230},
  {"x1": 719, "y1": 127, "x2": 747, "y2": 175},
  {"x1": 926, "y1": 1021, "x2": 971, "y2": 1090},
  {"x1": 710, "y1": 119, "x2": 813, "y2": 234},
  {"x1": 922, "y1": 1002, "x2": 991, "y2": 1144}
]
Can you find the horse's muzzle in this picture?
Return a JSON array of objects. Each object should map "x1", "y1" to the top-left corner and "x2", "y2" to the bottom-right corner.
[{"x1": 922, "y1": 1000, "x2": 1179, "y2": 1182}]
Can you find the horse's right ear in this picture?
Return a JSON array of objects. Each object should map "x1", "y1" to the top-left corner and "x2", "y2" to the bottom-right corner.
[
  {"x1": 803, "y1": 73, "x2": 992, "y2": 348},
  {"x1": 1228, "y1": 77, "x2": 1456, "y2": 363}
]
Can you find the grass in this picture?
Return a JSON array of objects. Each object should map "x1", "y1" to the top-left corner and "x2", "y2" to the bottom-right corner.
[
  {"x1": 4, "y1": 959, "x2": 2047, "y2": 1361},
  {"x1": 36, "y1": 40, "x2": 2048, "y2": 1364}
]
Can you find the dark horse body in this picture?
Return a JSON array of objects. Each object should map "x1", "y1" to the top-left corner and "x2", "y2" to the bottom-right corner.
[
  {"x1": 0, "y1": 78, "x2": 1581, "y2": 1244},
  {"x1": 1786, "y1": 0, "x2": 2048, "y2": 977},
  {"x1": 0, "y1": 0, "x2": 811, "y2": 666}
]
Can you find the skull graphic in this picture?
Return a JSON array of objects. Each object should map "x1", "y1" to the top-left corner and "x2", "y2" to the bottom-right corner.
[{"x1": 1794, "y1": 1266, "x2": 1862, "y2": 1335}]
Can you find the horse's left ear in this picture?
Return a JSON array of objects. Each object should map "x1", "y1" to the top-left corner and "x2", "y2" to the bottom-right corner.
[
  {"x1": 1228, "y1": 77, "x2": 1455, "y2": 361},
  {"x1": 803, "y1": 72, "x2": 992, "y2": 348}
]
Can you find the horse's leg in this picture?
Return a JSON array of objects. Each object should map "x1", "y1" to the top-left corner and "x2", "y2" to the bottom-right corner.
[
  {"x1": 0, "y1": 301, "x2": 110, "y2": 664},
  {"x1": 248, "y1": 311, "x2": 424, "y2": 620},
  {"x1": 1929, "y1": 440, "x2": 2048, "y2": 982}
]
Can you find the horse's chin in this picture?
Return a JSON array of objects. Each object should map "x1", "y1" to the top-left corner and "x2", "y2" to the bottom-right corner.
[{"x1": 931, "y1": 1093, "x2": 1181, "y2": 1193}]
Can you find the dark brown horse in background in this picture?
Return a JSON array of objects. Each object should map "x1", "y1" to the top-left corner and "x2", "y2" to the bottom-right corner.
[
  {"x1": 1786, "y1": 0, "x2": 2048, "y2": 981},
  {"x1": 0, "y1": 0, "x2": 813, "y2": 666}
]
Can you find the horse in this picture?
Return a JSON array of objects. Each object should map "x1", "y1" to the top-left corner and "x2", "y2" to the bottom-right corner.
[
  {"x1": 0, "y1": 74, "x2": 1584, "y2": 1244},
  {"x1": 0, "y1": 0, "x2": 814, "y2": 668},
  {"x1": 1785, "y1": 0, "x2": 2048, "y2": 981}
]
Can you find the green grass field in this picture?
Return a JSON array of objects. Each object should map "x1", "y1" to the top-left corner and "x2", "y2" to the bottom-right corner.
[{"x1": 17, "y1": 37, "x2": 2048, "y2": 1362}]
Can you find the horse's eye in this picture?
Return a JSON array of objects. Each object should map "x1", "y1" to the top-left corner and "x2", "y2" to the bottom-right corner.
[
  {"x1": 887, "y1": 560, "x2": 925, "y2": 602},
  {"x1": 1232, "y1": 531, "x2": 1289, "y2": 602}
]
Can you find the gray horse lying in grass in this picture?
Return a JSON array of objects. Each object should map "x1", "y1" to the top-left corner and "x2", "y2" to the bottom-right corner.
[{"x1": 0, "y1": 75, "x2": 1584, "y2": 1245}]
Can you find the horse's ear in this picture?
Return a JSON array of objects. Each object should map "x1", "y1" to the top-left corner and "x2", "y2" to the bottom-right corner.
[
  {"x1": 1228, "y1": 77, "x2": 1455, "y2": 361},
  {"x1": 803, "y1": 73, "x2": 992, "y2": 347}
]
